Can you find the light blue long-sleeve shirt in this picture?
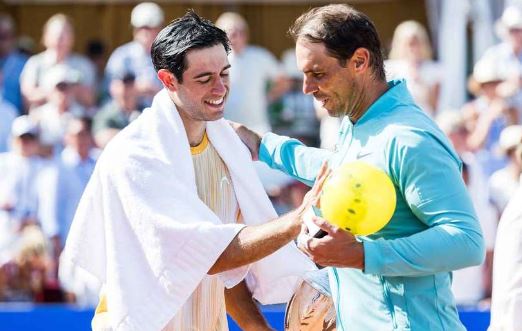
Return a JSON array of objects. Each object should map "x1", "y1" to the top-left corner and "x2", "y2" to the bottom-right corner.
[{"x1": 260, "y1": 80, "x2": 485, "y2": 330}]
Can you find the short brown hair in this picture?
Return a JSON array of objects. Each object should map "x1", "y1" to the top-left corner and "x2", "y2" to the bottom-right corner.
[{"x1": 289, "y1": 4, "x2": 385, "y2": 81}]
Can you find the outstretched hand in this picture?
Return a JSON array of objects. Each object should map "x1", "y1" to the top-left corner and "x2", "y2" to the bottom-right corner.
[
  {"x1": 299, "y1": 161, "x2": 331, "y2": 212},
  {"x1": 229, "y1": 121, "x2": 261, "y2": 161}
]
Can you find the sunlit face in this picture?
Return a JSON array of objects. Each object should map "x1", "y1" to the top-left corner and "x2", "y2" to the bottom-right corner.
[
  {"x1": 134, "y1": 26, "x2": 161, "y2": 51},
  {"x1": 296, "y1": 38, "x2": 363, "y2": 118},
  {"x1": 405, "y1": 35, "x2": 423, "y2": 61},
  {"x1": 224, "y1": 26, "x2": 247, "y2": 53},
  {"x1": 65, "y1": 120, "x2": 92, "y2": 158},
  {"x1": 43, "y1": 20, "x2": 73, "y2": 54},
  {"x1": 172, "y1": 44, "x2": 230, "y2": 123}
]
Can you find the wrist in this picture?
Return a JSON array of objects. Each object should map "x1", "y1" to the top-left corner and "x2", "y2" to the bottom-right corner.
[{"x1": 355, "y1": 240, "x2": 365, "y2": 270}]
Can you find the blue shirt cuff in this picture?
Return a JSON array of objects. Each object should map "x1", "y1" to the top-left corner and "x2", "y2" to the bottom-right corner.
[{"x1": 362, "y1": 239, "x2": 384, "y2": 275}]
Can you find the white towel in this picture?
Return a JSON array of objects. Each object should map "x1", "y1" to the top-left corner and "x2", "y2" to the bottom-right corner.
[{"x1": 61, "y1": 89, "x2": 315, "y2": 331}]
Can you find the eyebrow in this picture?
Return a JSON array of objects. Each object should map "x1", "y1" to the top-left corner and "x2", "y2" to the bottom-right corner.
[
  {"x1": 192, "y1": 64, "x2": 231, "y2": 79},
  {"x1": 303, "y1": 66, "x2": 322, "y2": 74}
]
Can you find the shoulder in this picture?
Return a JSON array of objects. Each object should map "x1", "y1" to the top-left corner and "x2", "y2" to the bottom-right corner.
[
  {"x1": 108, "y1": 42, "x2": 136, "y2": 59},
  {"x1": 23, "y1": 52, "x2": 45, "y2": 69},
  {"x1": 248, "y1": 46, "x2": 276, "y2": 59}
]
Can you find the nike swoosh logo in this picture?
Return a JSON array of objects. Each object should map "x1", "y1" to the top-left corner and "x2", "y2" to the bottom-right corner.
[{"x1": 357, "y1": 151, "x2": 372, "y2": 158}]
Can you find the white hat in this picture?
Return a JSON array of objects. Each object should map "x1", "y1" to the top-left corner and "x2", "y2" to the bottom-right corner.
[
  {"x1": 11, "y1": 115, "x2": 39, "y2": 137},
  {"x1": 131, "y1": 2, "x2": 164, "y2": 28},
  {"x1": 499, "y1": 125, "x2": 522, "y2": 153},
  {"x1": 42, "y1": 64, "x2": 80, "y2": 92},
  {"x1": 472, "y1": 57, "x2": 507, "y2": 84},
  {"x1": 496, "y1": 6, "x2": 522, "y2": 38}
]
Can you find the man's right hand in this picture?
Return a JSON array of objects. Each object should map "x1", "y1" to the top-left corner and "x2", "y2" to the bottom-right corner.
[{"x1": 229, "y1": 121, "x2": 261, "y2": 160}]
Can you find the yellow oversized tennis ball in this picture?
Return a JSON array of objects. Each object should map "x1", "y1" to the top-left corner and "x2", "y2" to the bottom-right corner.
[{"x1": 320, "y1": 161, "x2": 396, "y2": 235}]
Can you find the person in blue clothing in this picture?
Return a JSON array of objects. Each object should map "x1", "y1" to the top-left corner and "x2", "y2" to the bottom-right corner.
[
  {"x1": 233, "y1": 4, "x2": 485, "y2": 330},
  {"x1": 0, "y1": 14, "x2": 27, "y2": 114}
]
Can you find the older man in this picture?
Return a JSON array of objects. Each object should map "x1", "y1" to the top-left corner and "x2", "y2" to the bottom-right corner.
[{"x1": 235, "y1": 4, "x2": 485, "y2": 330}]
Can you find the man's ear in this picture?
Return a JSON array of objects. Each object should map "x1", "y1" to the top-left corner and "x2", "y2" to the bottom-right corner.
[
  {"x1": 158, "y1": 69, "x2": 178, "y2": 91},
  {"x1": 350, "y1": 48, "x2": 370, "y2": 73}
]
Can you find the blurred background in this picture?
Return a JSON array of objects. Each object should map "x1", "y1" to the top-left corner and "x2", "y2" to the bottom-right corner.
[{"x1": 1, "y1": 0, "x2": 522, "y2": 330}]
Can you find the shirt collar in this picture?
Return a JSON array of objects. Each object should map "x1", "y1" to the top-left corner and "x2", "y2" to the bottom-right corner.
[{"x1": 355, "y1": 79, "x2": 416, "y2": 126}]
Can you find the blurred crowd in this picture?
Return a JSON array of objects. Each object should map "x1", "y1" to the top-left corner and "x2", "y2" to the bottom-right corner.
[{"x1": 0, "y1": 1, "x2": 522, "y2": 310}]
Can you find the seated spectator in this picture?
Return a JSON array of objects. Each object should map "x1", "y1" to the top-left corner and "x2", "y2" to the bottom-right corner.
[
  {"x1": 0, "y1": 14, "x2": 28, "y2": 114},
  {"x1": 20, "y1": 14, "x2": 96, "y2": 110},
  {"x1": 488, "y1": 125, "x2": 522, "y2": 214},
  {"x1": 0, "y1": 116, "x2": 49, "y2": 258},
  {"x1": 480, "y1": 5, "x2": 522, "y2": 120},
  {"x1": 385, "y1": 20, "x2": 442, "y2": 117},
  {"x1": 39, "y1": 117, "x2": 97, "y2": 261},
  {"x1": 462, "y1": 56, "x2": 519, "y2": 176},
  {"x1": 105, "y1": 2, "x2": 164, "y2": 108},
  {"x1": 29, "y1": 65, "x2": 86, "y2": 157},
  {"x1": 93, "y1": 72, "x2": 143, "y2": 148}
]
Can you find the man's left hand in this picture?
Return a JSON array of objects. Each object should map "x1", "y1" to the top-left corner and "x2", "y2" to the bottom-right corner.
[{"x1": 298, "y1": 216, "x2": 365, "y2": 269}]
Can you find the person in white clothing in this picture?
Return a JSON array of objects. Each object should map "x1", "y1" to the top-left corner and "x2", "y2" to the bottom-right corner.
[
  {"x1": 480, "y1": 5, "x2": 522, "y2": 120},
  {"x1": 216, "y1": 12, "x2": 282, "y2": 134},
  {"x1": 62, "y1": 11, "x2": 318, "y2": 331},
  {"x1": 29, "y1": 65, "x2": 86, "y2": 157},
  {"x1": 385, "y1": 20, "x2": 443, "y2": 117},
  {"x1": 489, "y1": 142, "x2": 522, "y2": 331},
  {"x1": 20, "y1": 14, "x2": 96, "y2": 109}
]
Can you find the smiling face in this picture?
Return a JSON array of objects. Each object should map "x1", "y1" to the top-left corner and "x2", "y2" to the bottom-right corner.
[
  {"x1": 296, "y1": 38, "x2": 365, "y2": 118},
  {"x1": 165, "y1": 44, "x2": 230, "y2": 124}
]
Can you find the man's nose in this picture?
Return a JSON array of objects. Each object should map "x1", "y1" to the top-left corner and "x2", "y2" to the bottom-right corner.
[
  {"x1": 302, "y1": 76, "x2": 317, "y2": 95},
  {"x1": 213, "y1": 77, "x2": 227, "y2": 94}
]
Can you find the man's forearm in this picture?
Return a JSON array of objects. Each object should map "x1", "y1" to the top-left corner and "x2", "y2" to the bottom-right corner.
[
  {"x1": 208, "y1": 210, "x2": 301, "y2": 275},
  {"x1": 225, "y1": 280, "x2": 272, "y2": 331}
]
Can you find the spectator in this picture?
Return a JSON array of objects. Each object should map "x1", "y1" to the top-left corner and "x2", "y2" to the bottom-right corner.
[
  {"x1": 85, "y1": 39, "x2": 108, "y2": 105},
  {"x1": 481, "y1": 5, "x2": 522, "y2": 120},
  {"x1": 462, "y1": 56, "x2": 519, "y2": 176},
  {"x1": 0, "y1": 225, "x2": 54, "y2": 302},
  {"x1": 270, "y1": 48, "x2": 319, "y2": 145},
  {"x1": 489, "y1": 142, "x2": 522, "y2": 331},
  {"x1": 0, "y1": 14, "x2": 28, "y2": 114},
  {"x1": 93, "y1": 72, "x2": 142, "y2": 148},
  {"x1": 30, "y1": 65, "x2": 86, "y2": 157},
  {"x1": 105, "y1": 2, "x2": 164, "y2": 108},
  {"x1": 39, "y1": 117, "x2": 97, "y2": 262},
  {"x1": 216, "y1": 12, "x2": 282, "y2": 134},
  {"x1": 386, "y1": 20, "x2": 442, "y2": 117},
  {"x1": 20, "y1": 14, "x2": 96, "y2": 110},
  {"x1": 0, "y1": 116, "x2": 49, "y2": 255},
  {"x1": 488, "y1": 125, "x2": 522, "y2": 214}
]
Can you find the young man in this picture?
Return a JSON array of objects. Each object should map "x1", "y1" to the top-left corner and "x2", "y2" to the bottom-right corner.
[
  {"x1": 61, "y1": 11, "x2": 319, "y2": 331},
  {"x1": 235, "y1": 4, "x2": 485, "y2": 331}
]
